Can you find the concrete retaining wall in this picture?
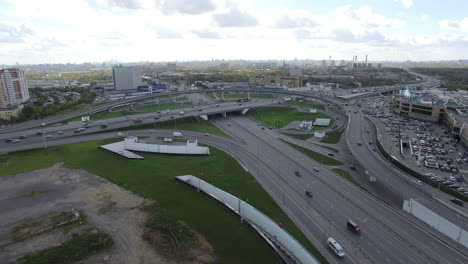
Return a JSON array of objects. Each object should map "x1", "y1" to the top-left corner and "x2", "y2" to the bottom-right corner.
[{"x1": 176, "y1": 175, "x2": 319, "y2": 264}]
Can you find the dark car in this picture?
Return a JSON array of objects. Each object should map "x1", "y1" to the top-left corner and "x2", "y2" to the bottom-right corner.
[
  {"x1": 450, "y1": 199, "x2": 464, "y2": 206},
  {"x1": 347, "y1": 220, "x2": 360, "y2": 234},
  {"x1": 305, "y1": 191, "x2": 313, "y2": 197},
  {"x1": 328, "y1": 153, "x2": 335, "y2": 157},
  {"x1": 19, "y1": 135, "x2": 27, "y2": 139},
  {"x1": 295, "y1": 171, "x2": 301, "y2": 177}
]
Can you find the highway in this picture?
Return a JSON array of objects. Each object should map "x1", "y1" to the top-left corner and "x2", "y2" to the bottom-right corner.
[
  {"x1": 210, "y1": 115, "x2": 468, "y2": 264},
  {"x1": 344, "y1": 106, "x2": 468, "y2": 231},
  {"x1": 2, "y1": 75, "x2": 468, "y2": 263}
]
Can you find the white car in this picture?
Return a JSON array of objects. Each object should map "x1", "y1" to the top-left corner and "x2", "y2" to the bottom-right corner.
[
  {"x1": 313, "y1": 167, "x2": 319, "y2": 172},
  {"x1": 327, "y1": 237, "x2": 345, "y2": 257},
  {"x1": 414, "y1": 180, "x2": 422, "y2": 185},
  {"x1": 57, "y1": 131, "x2": 64, "y2": 134},
  {"x1": 45, "y1": 135, "x2": 53, "y2": 139}
]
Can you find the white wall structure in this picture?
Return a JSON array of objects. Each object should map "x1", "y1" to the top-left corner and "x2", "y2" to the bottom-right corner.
[
  {"x1": 176, "y1": 175, "x2": 320, "y2": 264},
  {"x1": 309, "y1": 108, "x2": 317, "y2": 113},
  {"x1": 81, "y1": 116, "x2": 90, "y2": 122},
  {"x1": 403, "y1": 198, "x2": 468, "y2": 248},
  {"x1": 314, "y1": 118, "x2": 331, "y2": 126},
  {"x1": 314, "y1": 131, "x2": 326, "y2": 138},
  {"x1": 100, "y1": 136, "x2": 210, "y2": 159},
  {"x1": 112, "y1": 65, "x2": 143, "y2": 91}
]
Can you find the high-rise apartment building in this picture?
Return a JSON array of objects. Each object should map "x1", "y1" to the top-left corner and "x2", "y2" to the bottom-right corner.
[
  {"x1": 113, "y1": 65, "x2": 143, "y2": 91},
  {"x1": 0, "y1": 68, "x2": 30, "y2": 109}
]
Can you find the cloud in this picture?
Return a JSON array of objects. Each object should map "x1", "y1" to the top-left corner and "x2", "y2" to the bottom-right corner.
[
  {"x1": 420, "y1": 14, "x2": 429, "y2": 22},
  {"x1": 0, "y1": 23, "x2": 35, "y2": 43},
  {"x1": 331, "y1": 5, "x2": 405, "y2": 29},
  {"x1": 275, "y1": 15, "x2": 317, "y2": 29},
  {"x1": 157, "y1": 0, "x2": 216, "y2": 15},
  {"x1": 332, "y1": 28, "x2": 387, "y2": 44},
  {"x1": 213, "y1": 7, "x2": 258, "y2": 27},
  {"x1": 104, "y1": 0, "x2": 142, "y2": 9},
  {"x1": 440, "y1": 18, "x2": 468, "y2": 32},
  {"x1": 192, "y1": 30, "x2": 220, "y2": 39},
  {"x1": 154, "y1": 27, "x2": 182, "y2": 39},
  {"x1": 295, "y1": 30, "x2": 312, "y2": 41},
  {"x1": 394, "y1": 0, "x2": 414, "y2": 9}
]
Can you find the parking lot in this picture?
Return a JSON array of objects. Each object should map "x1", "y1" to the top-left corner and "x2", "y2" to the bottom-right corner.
[{"x1": 358, "y1": 96, "x2": 468, "y2": 197}]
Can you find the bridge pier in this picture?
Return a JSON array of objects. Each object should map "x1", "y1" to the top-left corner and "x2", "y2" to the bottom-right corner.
[
  {"x1": 199, "y1": 115, "x2": 208, "y2": 121},
  {"x1": 221, "y1": 92, "x2": 224, "y2": 100},
  {"x1": 223, "y1": 112, "x2": 227, "y2": 118},
  {"x1": 242, "y1": 108, "x2": 250, "y2": 115}
]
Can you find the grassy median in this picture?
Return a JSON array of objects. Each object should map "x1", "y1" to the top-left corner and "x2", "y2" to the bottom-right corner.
[
  {"x1": 248, "y1": 106, "x2": 333, "y2": 129},
  {"x1": 0, "y1": 139, "x2": 327, "y2": 264}
]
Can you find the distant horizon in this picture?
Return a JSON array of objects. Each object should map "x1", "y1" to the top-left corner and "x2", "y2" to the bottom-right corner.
[
  {"x1": 2, "y1": 58, "x2": 468, "y2": 67},
  {"x1": 1, "y1": 0, "x2": 467, "y2": 64}
]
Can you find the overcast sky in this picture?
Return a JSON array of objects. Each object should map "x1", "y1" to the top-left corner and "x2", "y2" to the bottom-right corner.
[{"x1": 1, "y1": 0, "x2": 467, "y2": 64}]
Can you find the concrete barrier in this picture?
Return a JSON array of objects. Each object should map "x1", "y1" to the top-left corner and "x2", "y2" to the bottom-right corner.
[{"x1": 175, "y1": 175, "x2": 320, "y2": 264}]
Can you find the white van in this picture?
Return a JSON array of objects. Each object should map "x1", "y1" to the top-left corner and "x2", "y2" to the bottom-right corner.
[
  {"x1": 327, "y1": 237, "x2": 345, "y2": 257},
  {"x1": 173, "y1": 132, "x2": 183, "y2": 137}
]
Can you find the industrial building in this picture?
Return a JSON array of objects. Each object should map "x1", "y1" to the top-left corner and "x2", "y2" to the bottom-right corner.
[
  {"x1": 0, "y1": 68, "x2": 30, "y2": 109},
  {"x1": 112, "y1": 65, "x2": 143, "y2": 91},
  {"x1": 392, "y1": 90, "x2": 467, "y2": 136}
]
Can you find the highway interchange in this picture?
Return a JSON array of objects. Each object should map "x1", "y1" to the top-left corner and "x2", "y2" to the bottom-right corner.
[{"x1": 1, "y1": 81, "x2": 468, "y2": 264}]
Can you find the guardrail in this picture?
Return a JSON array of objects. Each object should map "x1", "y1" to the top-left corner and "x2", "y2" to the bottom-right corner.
[{"x1": 175, "y1": 175, "x2": 320, "y2": 264}]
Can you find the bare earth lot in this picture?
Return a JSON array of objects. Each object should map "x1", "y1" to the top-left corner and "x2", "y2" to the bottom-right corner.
[{"x1": 0, "y1": 163, "x2": 213, "y2": 264}]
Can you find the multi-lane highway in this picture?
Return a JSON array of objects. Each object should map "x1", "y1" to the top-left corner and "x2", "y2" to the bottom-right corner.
[{"x1": 2, "y1": 76, "x2": 468, "y2": 263}]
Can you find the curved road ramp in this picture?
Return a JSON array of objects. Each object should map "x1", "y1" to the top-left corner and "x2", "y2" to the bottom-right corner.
[
  {"x1": 100, "y1": 136, "x2": 210, "y2": 159},
  {"x1": 175, "y1": 175, "x2": 319, "y2": 264}
]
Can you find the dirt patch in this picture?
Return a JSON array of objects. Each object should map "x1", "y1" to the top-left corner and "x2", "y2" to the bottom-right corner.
[{"x1": 0, "y1": 163, "x2": 215, "y2": 264}]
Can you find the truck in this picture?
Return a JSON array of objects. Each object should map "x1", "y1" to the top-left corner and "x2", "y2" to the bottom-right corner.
[
  {"x1": 133, "y1": 119, "x2": 142, "y2": 124},
  {"x1": 173, "y1": 132, "x2": 183, "y2": 137},
  {"x1": 179, "y1": 111, "x2": 185, "y2": 115}
]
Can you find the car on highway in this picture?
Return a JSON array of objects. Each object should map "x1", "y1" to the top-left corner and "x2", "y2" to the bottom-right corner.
[
  {"x1": 414, "y1": 180, "x2": 422, "y2": 186},
  {"x1": 227, "y1": 123, "x2": 231, "y2": 126},
  {"x1": 313, "y1": 167, "x2": 319, "y2": 172},
  {"x1": 57, "y1": 131, "x2": 64, "y2": 134},
  {"x1": 327, "y1": 237, "x2": 345, "y2": 257},
  {"x1": 12, "y1": 139, "x2": 21, "y2": 143},
  {"x1": 294, "y1": 171, "x2": 301, "y2": 177},
  {"x1": 36, "y1": 131, "x2": 44, "y2": 136},
  {"x1": 204, "y1": 133, "x2": 210, "y2": 136},
  {"x1": 154, "y1": 116, "x2": 160, "y2": 120},
  {"x1": 45, "y1": 135, "x2": 53, "y2": 139},
  {"x1": 4, "y1": 138, "x2": 13, "y2": 143},
  {"x1": 450, "y1": 199, "x2": 464, "y2": 206},
  {"x1": 305, "y1": 190, "x2": 313, "y2": 197},
  {"x1": 19, "y1": 135, "x2": 27, "y2": 139},
  {"x1": 347, "y1": 220, "x2": 360, "y2": 234},
  {"x1": 328, "y1": 153, "x2": 335, "y2": 157},
  {"x1": 357, "y1": 141, "x2": 362, "y2": 146}
]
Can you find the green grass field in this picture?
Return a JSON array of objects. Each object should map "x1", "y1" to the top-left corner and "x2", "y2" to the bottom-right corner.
[
  {"x1": 321, "y1": 130, "x2": 343, "y2": 144},
  {"x1": 281, "y1": 140, "x2": 343, "y2": 166},
  {"x1": 287, "y1": 102, "x2": 325, "y2": 110},
  {"x1": 332, "y1": 169, "x2": 361, "y2": 187},
  {"x1": 248, "y1": 106, "x2": 333, "y2": 129},
  {"x1": 17, "y1": 229, "x2": 113, "y2": 264},
  {"x1": 0, "y1": 140, "x2": 326, "y2": 264}
]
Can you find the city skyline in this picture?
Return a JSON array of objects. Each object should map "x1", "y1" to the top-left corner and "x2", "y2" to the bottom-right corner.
[{"x1": 1, "y1": 0, "x2": 467, "y2": 64}]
